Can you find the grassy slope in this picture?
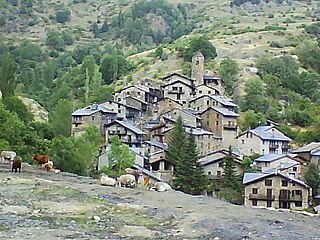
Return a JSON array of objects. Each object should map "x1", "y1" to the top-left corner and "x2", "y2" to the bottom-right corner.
[{"x1": 1, "y1": 0, "x2": 318, "y2": 80}]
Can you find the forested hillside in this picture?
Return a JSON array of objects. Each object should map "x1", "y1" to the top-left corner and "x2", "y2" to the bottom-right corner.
[{"x1": 1, "y1": 0, "x2": 320, "y2": 175}]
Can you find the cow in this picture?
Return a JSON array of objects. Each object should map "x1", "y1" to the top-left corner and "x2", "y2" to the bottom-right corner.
[
  {"x1": 33, "y1": 154, "x2": 49, "y2": 167},
  {"x1": 12, "y1": 156, "x2": 22, "y2": 173},
  {"x1": 0, "y1": 150, "x2": 16, "y2": 164}
]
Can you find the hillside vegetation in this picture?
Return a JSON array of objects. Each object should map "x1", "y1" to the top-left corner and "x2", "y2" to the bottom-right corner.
[{"x1": 1, "y1": 0, "x2": 320, "y2": 175}]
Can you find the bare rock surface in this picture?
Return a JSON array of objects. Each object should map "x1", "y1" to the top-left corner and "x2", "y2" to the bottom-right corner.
[{"x1": 0, "y1": 163, "x2": 319, "y2": 240}]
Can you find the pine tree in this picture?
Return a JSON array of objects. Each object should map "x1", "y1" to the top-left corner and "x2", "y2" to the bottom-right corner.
[
  {"x1": 166, "y1": 116, "x2": 188, "y2": 172},
  {"x1": 222, "y1": 147, "x2": 239, "y2": 189},
  {"x1": 166, "y1": 117, "x2": 207, "y2": 194},
  {"x1": 174, "y1": 133, "x2": 207, "y2": 194}
]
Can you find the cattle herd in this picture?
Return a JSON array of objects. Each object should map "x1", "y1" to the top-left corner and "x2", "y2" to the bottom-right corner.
[
  {"x1": 0, "y1": 150, "x2": 171, "y2": 192},
  {"x1": 0, "y1": 151, "x2": 60, "y2": 174}
]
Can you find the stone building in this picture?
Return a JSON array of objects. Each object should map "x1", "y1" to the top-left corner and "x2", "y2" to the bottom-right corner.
[{"x1": 243, "y1": 172, "x2": 311, "y2": 210}]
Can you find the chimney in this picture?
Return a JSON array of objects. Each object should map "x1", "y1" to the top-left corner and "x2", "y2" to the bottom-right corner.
[{"x1": 92, "y1": 102, "x2": 98, "y2": 110}]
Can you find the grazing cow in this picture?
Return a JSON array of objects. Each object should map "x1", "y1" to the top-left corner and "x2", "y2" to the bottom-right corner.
[
  {"x1": 12, "y1": 156, "x2": 22, "y2": 173},
  {"x1": 125, "y1": 168, "x2": 142, "y2": 183},
  {"x1": 117, "y1": 174, "x2": 136, "y2": 188},
  {"x1": 0, "y1": 150, "x2": 16, "y2": 164},
  {"x1": 33, "y1": 154, "x2": 49, "y2": 167}
]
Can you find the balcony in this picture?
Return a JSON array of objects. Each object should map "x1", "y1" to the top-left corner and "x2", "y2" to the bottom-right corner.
[
  {"x1": 249, "y1": 194, "x2": 275, "y2": 201},
  {"x1": 269, "y1": 144, "x2": 279, "y2": 149},
  {"x1": 223, "y1": 124, "x2": 238, "y2": 130},
  {"x1": 108, "y1": 130, "x2": 126, "y2": 135},
  {"x1": 126, "y1": 112, "x2": 136, "y2": 118},
  {"x1": 279, "y1": 195, "x2": 302, "y2": 202},
  {"x1": 168, "y1": 90, "x2": 185, "y2": 94}
]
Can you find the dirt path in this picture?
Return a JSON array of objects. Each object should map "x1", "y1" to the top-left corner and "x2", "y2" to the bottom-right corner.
[{"x1": 0, "y1": 164, "x2": 319, "y2": 240}]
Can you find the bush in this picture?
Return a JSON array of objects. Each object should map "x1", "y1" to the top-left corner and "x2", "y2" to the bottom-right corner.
[{"x1": 56, "y1": 8, "x2": 71, "y2": 23}]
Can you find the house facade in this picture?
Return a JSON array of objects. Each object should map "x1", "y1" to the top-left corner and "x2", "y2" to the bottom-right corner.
[
  {"x1": 151, "y1": 97, "x2": 183, "y2": 116},
  {"x1": 114, "y1": 85, "x2": 150, "y2": 103},
  {"x1": 195, "y1": 84, "x2": 222, "y2": 97},
  {"x1": 199, "y1": 149, "x2": 243, "y2": 180},
  {"x1": 200, "y1": 107, "x2": 239, "y2": 148},
  {"x1": 243, "y1": 172, "x2": 311, "y2": 210},
  {"x1": 189, "y1": 95, "x2": 238, "y2": 112},
  {"x1": 237, "y1": 126, "x2": 292, "y2": 156},
  {"x1": 104, "y1": 120, "x2": 146, "y2": 148},
  {"x1": 162, "y1": 73, "x2": 195, "y2": 106},
  {"x1": 71, "y1": 103, "x2": 116, "y2": 137}
]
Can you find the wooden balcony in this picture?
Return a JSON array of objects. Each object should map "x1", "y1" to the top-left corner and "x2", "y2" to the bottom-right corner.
[
  {"x1": 168, "y1": 90, "x2": 185, "y2": 94},
  {"x1": 279, "y1": 195, "x2": 302, "y2": 202},
  {"x1": 223, "y1": 124, "x2": 238, "y2": 130},
  {"x1": 108, "y1": 130, "x2": 126, "y2": 135},
  {"x1": 249, "y1": 194, "x2": 275, "y2": 201}
]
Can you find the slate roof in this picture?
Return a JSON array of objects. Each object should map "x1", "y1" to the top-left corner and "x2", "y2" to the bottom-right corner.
[
  {"x1": 239, "y1": 126, "x2": 292, "y2": 141},
  {"x1": 162, "y1": 79, "x2": 195, "y2": 89},
  {"x1": 198, "y1": 149, "x2": 241, "y2": 166},
  {"x1": 263, "y1": 161, "x2": 299, "y2": 174},
  {"x1": 72, "y1": 104, "x2": 116, "y2": 116},
  {"x1": 291, "y1": 142, "x2": 320, "y2": 153},
  {"x1": 203, "y1": 75, "x2": 220, "y2": 80},
  {"x1": 105, "y1": 120, "x2": 146, "y2": 135},
  {"x1": 202, "y1": 106, "x2": 239, "y2": 117},
  {"x1": 115, "y1": 84, "x2": 150, "y2": 93},
  {"x1": 311, "y1": 149, "x2": 320, "y2": 156},
  {"x1": 189, "y1": 95, "x2": 238, "y2": 108},
  {"x1": 210, "y1": 95, "x2": 238, "y2": 108},
  {"x1": 254, "y1": 154, "x2": 297, "y2": 162},
  {"x1": 185, "y1": 127, "x2": 215, "y2": 136},
  {"x1": 162, "y1": 72, "x2": 194, "y2": 82},
  {"x1": 144, "y1": 141, "x2": 168, "y2": 150}
]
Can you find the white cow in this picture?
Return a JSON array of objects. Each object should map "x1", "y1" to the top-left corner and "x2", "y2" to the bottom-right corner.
[{"x1": 0, "y1": 151, "x2": 16, "y2": 164}]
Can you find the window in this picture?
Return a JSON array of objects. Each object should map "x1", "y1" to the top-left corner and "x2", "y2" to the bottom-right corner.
[
  {"x1": 252, "y1": 200, "x2": 258, "y2": 206},
  {"x1": 118, "y1": 109, "x2": 121, "y2": 114},
  {"x1": 295, "y1": 190, "x2": 302, "y2": 195},
  {"x1": 91, "y1": 116, "x2": 95, "y2": 121},
  {"x1": 207, "y1": 100, "x2": 210, "y2": 105},
  {"x1": 216, "y1": 121, "x2": 219, "y2": 126},
  {"x1": 295, "y1": 202, "x2": 302, "y2": 207},
  {"x1": 282, "y1": 180, "x2": 288, "y2": 187},
  {"x1": 265, "y1": 180, "x2": 272, "y2": 186},
  {"x1": 137, "y1": 92, "x2": 140, "y2": 95},
  {"x1": 293, "y1": 167, "x2": 297, "y2": 172},
  {"x1": 217, "y1": 171, "x2": 221, "y2": 177},
  {"x1": 218, "y1": 162, "x2": 224, "y2": 167},
  {"x1": 267, "y1": 201, "x2": 272, "y2": 208},
  {"x1": 173, "y1": 87, "x2": 178, "y2": 91},
  {"x1": 208, "y1": 91, "x2": 211, "y2": 94},
  {"x1": 264, "y1": 162, "x2": 268, "y2": 167},
  {"x1": 252, "y1": 188, "x2": 258, "y2": 194},
  {"x1": 199, "y1": 90, "x2": 202, "y2": 94},
  {"x1": 208, "y1": 171, "x2": 212, "y2": 175},
  {"x1": 242, "y1": 140, "x2": 245, "y2": 144}
]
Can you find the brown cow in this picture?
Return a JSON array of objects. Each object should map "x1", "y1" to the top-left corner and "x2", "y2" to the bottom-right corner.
[
  {"x1": 12, "y1": 156, "x2": 22, "y2": 173},
  {"x1": 33, "y1": 154, "x2": 49, "y2": 167}
]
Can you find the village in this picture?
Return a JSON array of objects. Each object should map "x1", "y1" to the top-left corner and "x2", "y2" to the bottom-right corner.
[{"x1": 71, "y1": 52, "x2": 320, "y2": 213}]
